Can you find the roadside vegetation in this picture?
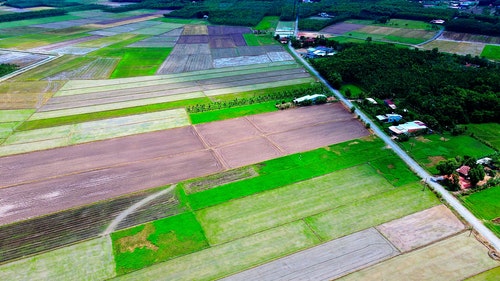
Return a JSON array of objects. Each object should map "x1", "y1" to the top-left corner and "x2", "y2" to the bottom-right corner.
[{"x1": 0, "y1": 63, "x2": 18, "y2": 77}]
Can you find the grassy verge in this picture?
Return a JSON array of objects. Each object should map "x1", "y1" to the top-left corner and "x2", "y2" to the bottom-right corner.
[
  {"x1": 111, "y1": 212, "x2": 209, "y2": 275},
  {"x1": 461, "y1": 185, "x2": 500, "y2": 237},
  {"x1": 17, "y1": 98, "x2": 208, "y2": 131},
  {"x1": 339, "y1": 84, "x2": 364, "y2": 98},
  {"x1": 189, "y1": 101, "x2": 277, "y2": 124}
]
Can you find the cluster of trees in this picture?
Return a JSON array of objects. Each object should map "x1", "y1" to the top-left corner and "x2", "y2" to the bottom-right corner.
[
  {"x1": 186, "y1": 83, "x2": 327, "y2": 113},
  {"x1": 0, "y1": 64, "x2": 18, "y2": 77},
  {"x1": 310, "y1": 43, "x2": 500, "y2": 131},
  {"x1": 5, "y1": 0, "x2": 79, "y2": 8},
  {"x1": 167, "y1": 0, "x2": 297, "y2": 26},
  {"x1": 437, "y1": 156, "x2": 486, "y2": 190},
  {"x1": 298, "y1": 0, "x2": 455, "y2": 31}
]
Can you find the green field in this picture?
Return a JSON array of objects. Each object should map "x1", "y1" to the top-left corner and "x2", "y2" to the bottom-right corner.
[
  {"x1": 347, "y1": 19, "x2": 435, "y2": 30},
  {"x1": 400, "y1": 134, "x2": 496, "y2": 174},
  {"x1": 0, "y1": 237, "x2": 115, "y2": 281},
  {"x1": 467, "y1": 123, "x2": 500, "y2": 150},
  {"x1": 0, "y1": 32, "x2": 89, "y2": 49},
  {"x1": 112, "y1": 212, "x2": 209, "y2": 275},
  {"x1": 461, "y1": 186, "x2": 500, "y2": 237},
  {"x1": 481, "y1": 45, "x2": 500, "y2": 60},
  {"x1": 343, "y1": 31, "x2": 425, "y2": 45},
  {"x1": 189, "y1": 101, "x2": 277, "y2": 124},
  {"x1": 111, "y1": 135, "x2": 439, "y2": 279},
  {"x1": 254, "y1": 16, "x2": 279, "y2": 31},
  {"x1": 243, "y1": 33, "x2": 279, "y2": 46}
]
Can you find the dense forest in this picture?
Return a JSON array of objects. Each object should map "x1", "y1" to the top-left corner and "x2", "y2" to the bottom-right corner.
[
  {"x1": 310, "y1": 43, "x2": 500, "y2": 130},
  {"x1": 0, "y1": 64, "x2": 18, "y2": 77}
]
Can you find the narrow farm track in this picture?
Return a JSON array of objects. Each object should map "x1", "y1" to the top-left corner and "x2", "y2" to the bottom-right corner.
[{"x1": 0, "y1": 103, "x2": 368, "y2": 226}]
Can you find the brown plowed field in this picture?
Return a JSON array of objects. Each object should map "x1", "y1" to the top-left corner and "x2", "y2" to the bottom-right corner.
[
  {"x1": 0, "y1": 103, "x2": 368, "y2": 225},
  {"x1": 320, "y1": 23, "x2": 365, "y2": 35}
]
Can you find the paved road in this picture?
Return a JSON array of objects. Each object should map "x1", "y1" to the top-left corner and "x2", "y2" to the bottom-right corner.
[
  {"x1": 416, "y1": 26, "x2": 444, "y2": 46},
  {"x1": 288, "y1": 46, "x2": 500, "y2": 253}
]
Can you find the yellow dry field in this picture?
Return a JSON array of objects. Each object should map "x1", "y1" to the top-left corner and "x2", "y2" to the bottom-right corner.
[
  {"x1": 182, "y1": 25, "x2": 208, "y2": 35},
  {"x1": 85, "y1": 15, "x2": 161, "y2": 29},
  {"x1": 421, "y1": 40, "x2": 486, "y2": 56},
  {"x1": 339, "y1": 232, "x2": 499, "y2": 281},
  {"x1": 0, "y1": 81, "x2": 61, "y2": 109}
]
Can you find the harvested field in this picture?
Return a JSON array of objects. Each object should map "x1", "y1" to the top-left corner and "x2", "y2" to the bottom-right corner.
[
  {"x1": 211, "y1": 47, "x2": 239, "y2": 59},
  {"x1": 28, "y1": 35, "x2": 103, "y2": 53},
  {"x1": 177, "y1": 35, "x2": 209, "y2": 44},
  {"x1": 213, "y1": 55, "x2": 271, "y2": 68},
  {"x1": 50, "y1": 46, "x2": 98, "y2": 55},
  {"x1": 114, "y1": 221, "x2": 319, "y2": 281},
  {"x1": 0, "y1": 109, "x2": 190, "y2": 156},
  {"x1": 76, "y1": 33, "x2": 136, "y2": 48},
  {"x1": 321, "y1": 23, "x2": 365, "y2": 34},
  {"x1": 339, "y1": 233, "x2": 499, "y2": 281},
  {"x1": 0, "y1": 81, "x2": 60, "y2": 109},
  {"x1": 92, "y1": 13, "x2": 161, "y2": 28},
  {"x1": 266, "y1": 51, "x2": 293, "y2": 62},
  {"x1": 182, "y1": 25, "x2": 208, "y2": 35},
  {"x1": 169, "y1": 43, "x2": 211, "y2": 55},
  {"x1": 0, "y1": 104, "x2": 366, "y2": 225},
  {"x1": 131, "y1": 22, "x2": 184, "y2": 35},
  {"x1": 0, "y1": 186, "x2": 181, "y2": 263},
  {"x1": 207, "y1": 25, "x2": 251, "y2": 35},
  {"x1": 0, "y1": 51, "x2": 48, "y2": 68},
  {"x1": 376, "y1": 205, "x2": 465, "y2": 252},
  {"x1": 43, "y1": 57, "x2": 118, "y2": 80},
  {"x1": 356, "y1": 26, "x2": 435, "y2": 40},
  {"x1": 420, "y1": 40, "x2": 485, "y2": 56},
  {"x1": 202, "y1": 77, "x2": 315, "y2": 96},
  {"x1": 209, "y1": 36, "x2": 237, "y2": 48},
  {"x1": 441, "y1": 31, "x2": 500, "y2": 44},
  {"x1": 236, "y1": 46, "x2": 267, "y2": 56},
  {"x1": 0, "y1": 237, "x2": 115, "y2": 281},
  {"x1": 216, "y1": 137, "x2": 283, "y2": 168},
  {"x1": 183, "y1": 54, "x2": 213, "y2": 72},
  {"x1": 222, "y1": 228, "x2": 399, "y2": 281},
  {"x1": 32, "y1": 18, "x2": 97, "y2": 29}
]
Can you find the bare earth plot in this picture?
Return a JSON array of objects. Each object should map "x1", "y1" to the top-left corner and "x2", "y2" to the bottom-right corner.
[
  {"x1": 221, "y1": 228, "x2": 399, "y2": 281},
  {"x1": 0, "y1": 104, "x2": 367, "y2": 225},
  {"x1": 441, "y1": 31, "x2": 500, "y2": 44},
  {"x1": 421, "y1": 39, "x2": 485, "y2": 56},
  {"x1": 377, "y1": 204, "x2": 465, "y2": 252},
  {"x1": 339, "y1": 232, "x2": 499, "y2": 281},
  {"x1": 320, "y1": 23, "x2": 365, "y2": 35}
]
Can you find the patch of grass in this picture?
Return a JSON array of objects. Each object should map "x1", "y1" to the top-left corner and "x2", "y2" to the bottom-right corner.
[
  {"x1": 369, "y1": 156, "x2": 420, "y2": 186},
  {"x1": 481, "y1": 45, "x2": 500, "y2": 60},
  {"x1": 339, "y1": 84, "x2": 364, "y2": 98},
  {"x1": 111, "y1": 212, "x2": 210, "y2": 276},
  {"x1": 185, "y1": 137, "x2": 405, "y2": 210},
  {"x1": 467, "y1": 123, "x2": 500, "y2": 151},
  {"x1": 378, "y1": 19, "x2": 434, "y2": 30},
  {"x1": 305, "y1": 181, "x2": 439, "y2": 240},
  {"x1": 465, "y1": 266, "x2": 500, "y2": 281},
  {"x1": 461, "y1": 186, "x2": 500, "y2": 237},
  {"x1": 189, "y1": 101, "x2": 277, "y2": 124},
  {"x1": 254, "y1": 16, "x2": 279, "y2": 30},
  {"x1": 383, "y1": 35, "x2": 425, "y2": 44},
  {"x1": 197, "y1": 164, "x2": 395, "y2": 245},
  {"x1": 243, "y1": 33, "x2": 279, "y2": 46},
  {"x1": 401, "y1": 134, "x2": 496, "y2": 174},
  {"x1": 17, "y1": 97, "x2": 208, "y2": 131}
]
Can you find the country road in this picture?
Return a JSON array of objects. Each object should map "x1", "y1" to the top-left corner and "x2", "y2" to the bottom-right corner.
[{"x1": 288, "y1": 45, "x2": 500, "y2": 253}]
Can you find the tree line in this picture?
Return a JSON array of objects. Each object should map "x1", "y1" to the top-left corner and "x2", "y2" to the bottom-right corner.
[
  {"x1": 310, "y1": 43, "x2": 500, "y2": 131},
  {"x1": 0, "y1": 64, "x2": 18, "y2": 77}
]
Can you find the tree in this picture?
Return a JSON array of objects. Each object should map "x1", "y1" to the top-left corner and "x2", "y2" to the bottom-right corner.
[
  {"x1": 436, "y1": 159, "x2": 458, "y2": 175},
  {"x1": 469, "y1": 165, "x2": 485, "y2": 187}
]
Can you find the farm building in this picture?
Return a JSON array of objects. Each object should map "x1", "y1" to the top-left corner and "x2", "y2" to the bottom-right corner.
[
  {"x1": 376, "y1": 114, "x2": 402, "y2": 123},
  {"x1": 365, "y1": 98, "x2": 378, "y2": 104},
  {"x1": 388, "y1": 120, "x2": 427, "y2": 135},
  {"x1": 457, "y1": 165, "x2": 471, "y2": 177},
  {"x1": 293, "y1": 94, "x2": 327, "y2": 105},
  {"x1": 305, "y1": 46, "x2": 335, "y2": 58},
  {"x1": 384, "y1": 99, "x2": 397, "y2": 110}
]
